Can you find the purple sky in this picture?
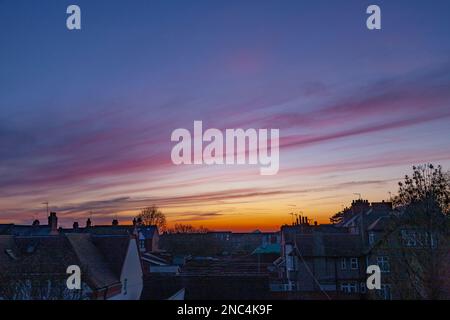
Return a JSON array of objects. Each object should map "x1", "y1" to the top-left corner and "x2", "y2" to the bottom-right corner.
[{"x1": 1, "y1": 0, "x2": 450, "y2": 230}]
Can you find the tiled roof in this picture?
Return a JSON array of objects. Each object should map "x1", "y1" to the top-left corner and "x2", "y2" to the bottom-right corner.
[
  {"x1": 63, "y1": 225, "x2": 135, "y2": 235},
  {"x1": 66, "y1": 234, "x2": 120, "y2": 289},
  {"x1": 0, "y1": 224, "x2": 53, "y2": 236},
  {"x1": 0, "y1": 233, "x2": 131, "y2": 291},
  {"x1": 368, "y1": 216, "x2": 392, "y2": 231},
  {"x1": 92, "y1": 235, "x2": 131, "y2": 277},
  {"x1": 0, "y1": 224, "x2": 14, "y2": 235},
  {"x1": 294, "y1": 233, "x2": 363, "y2": 257}
]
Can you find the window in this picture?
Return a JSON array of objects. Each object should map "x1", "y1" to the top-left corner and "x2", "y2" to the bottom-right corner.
[
  {"x1": 341, "y1": 258, "x2": 347, "y2": 270},
  {"x1": 360, "y1": 282, "x2": 367, "y2": 293},
  {"x1": 424, "y1": 232, "x2": 437, "y2": 248},
  {"x1": 377, "y1": 284, "x2": 391, "y2": 300},
  {"x1": 123, "y1": 279, "x2": 128, "y2": 295},
  {"x1": 139, "y1": 239, "x2": 145, "y2": 251},
  {"x1": 350, "y1": 257, "x2": 359, "y2": 270},
  {"x1": 341, "y1": 282, "x2": 357, "y2": 293},
  {"x1": 286, "y1": 255, "x2": 294, "y2": 271},
  {"x1": 369, "y1": 232, "x2": 375, "y2": 245},
  {"x1": 402, "y1": 230, "x2": 417, "y2": 247},
  {"x1": 376, "y1": 256, "x2": 390, "y2": 272}
]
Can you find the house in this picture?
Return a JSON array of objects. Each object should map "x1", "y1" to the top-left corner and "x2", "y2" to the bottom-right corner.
[
  {"x1": 137, "y1": 225, "x2": 159, "y2": 253},
  {"x1": 141, "y1": 251, "x2": 180, "y2": 275},
  {"x1": 0, "y1": 213, "x2": 144, "y2": 300},
  {"x1": 364, "y1": 208, "x2": 450, "y2": 300},
  {"x1": 274, "y1": 199, "x2": 450, "y2": 300},
  {"x1": 276, "y1": 227, "x2": 365, "y2": 299},
  {"x1": 0, "y1": 232, "x2": 143, "y2": 300}
]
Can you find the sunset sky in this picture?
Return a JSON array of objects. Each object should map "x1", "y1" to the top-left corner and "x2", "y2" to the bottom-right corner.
[{"x1": 1, "y1": 0, "x2": 450, "y2": 231}]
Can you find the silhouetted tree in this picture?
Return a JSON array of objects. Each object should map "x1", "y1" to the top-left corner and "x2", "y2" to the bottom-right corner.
[
  {"x1": 394, "y1": 164, "x2": 449, "y2": 214},
  {"x1": 136, "y1": 205, "x2": 166, "y2": 232},
  {"x1": 387, "y1": 164, "x2": 450, "y2": 299},
  {"x1": 167, "y1": 223, "x2": 209, "y2": 234}
]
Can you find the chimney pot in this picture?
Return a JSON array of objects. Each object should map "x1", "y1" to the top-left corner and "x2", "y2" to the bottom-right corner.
[
  {"x1": 48, "y1": 212, "x2": 58, "y2": 234},
  {"x1": 86, "y1": 218, "x2": 92, "y2": 228},
  {"x1": 112, "y1": 219, "x2": 119, "y2": 226},
  {"x1": 73, "y1": 222, "x2": 79, "y2": 229}
]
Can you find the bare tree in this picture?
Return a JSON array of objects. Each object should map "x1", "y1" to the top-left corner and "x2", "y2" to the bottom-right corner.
[
  {"x1": 136, "y1": 205, "x2": 167, "y2": 232},
  {"x1": 394, "y1": 164, "x2": 449, "y2": 214},
  {"x1": 387, "y1": 164, "x2": 450, "y2": 299},
  {"x1": 167, "y1": 223, "x2": 209, "y2": 234}
]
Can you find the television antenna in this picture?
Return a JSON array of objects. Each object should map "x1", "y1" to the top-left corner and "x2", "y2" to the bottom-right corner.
[
  {"x1": 42, "y1": 201, "x2": 49, "y2": 216},
  {"x1": 353, "y1": 193, "x2": 362, "y2": 200}
]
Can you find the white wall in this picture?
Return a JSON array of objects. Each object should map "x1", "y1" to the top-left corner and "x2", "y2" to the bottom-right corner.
[{"x1": 109, "y1": 239, "x2": 143, "y2": 300}]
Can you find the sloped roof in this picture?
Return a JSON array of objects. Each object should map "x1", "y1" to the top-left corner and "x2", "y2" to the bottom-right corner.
[
  {"x1": 12, "y1": 235, "x2": 81, "y2": 275},
  {"x1": 294, "y1": 233, "x2": 363, "y2": 257},
  {"x1": 0, "y1": 234, "x2": 131, "y2": 291},
  {"x1": 0, "y1": 235, "x2": 19, "y2": 266},
  {"x1": 368, "y1": 216, "x2": 392, "y2": 231},
  {"x1": 66, "y1": 234, "x2": 120, "y2": 289},
  {"x1": 0, "y1": 224, "x2": 53, "y2": 236},
  {"x1": 0, "y1": 224, "x2": 14, "y2": 235},
  {"x1": 252, "y1": 243, "x2": 281, "y2": 255},
  {"x1": 92, "y1": 235, "x2": 131, "y2": 277},
  {"x1": 63, "y1": 225, "x2": 135, "y2": 235}
]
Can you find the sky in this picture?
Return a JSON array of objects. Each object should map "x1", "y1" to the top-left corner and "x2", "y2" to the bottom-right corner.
[{"x1": 1, "y1": 0, "x2": 450, "y2": 231}]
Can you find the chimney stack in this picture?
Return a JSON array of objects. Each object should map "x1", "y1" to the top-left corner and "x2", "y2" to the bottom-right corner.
[
  {"x1": 112, "y1": 219, "x2": 119, "y2": 226},
  {"x1": 48, "y1": 212, "x2": 58, "y2": 234},
  {"x1": 73, "y1": 221, "x2": 79, "y2": 230},
  {"x1": 86, "y1": 218, "x2": 92, "y2": 228}
]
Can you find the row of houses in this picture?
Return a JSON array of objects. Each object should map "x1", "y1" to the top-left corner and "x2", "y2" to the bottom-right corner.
[
  {"x1": 0, "y1": 213, "x2": 179, "y2": 300},
  {"x1": 273, "y1": 200, "x2": 450, "y2": 300},
  {"x1": 1, "y1": 199, "x2": 448, "y2": 300}
]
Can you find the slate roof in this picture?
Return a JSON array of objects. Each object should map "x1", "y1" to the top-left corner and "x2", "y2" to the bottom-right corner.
[
  {"x1": 2, "y1": 235, "x2": 80, "y2": 276},
  {"x1": 0, "y1": 224, "x2": 53, "y2": 236},
  {"x1": 368, "y1": 216, "x2": 392, "y2": 231},
  {"x1": 91, "y1": 235, "x2": 131, "y2": 277},
  {"x1": 0, "y1": 233, "x2": 130, "y2": 291},
  {"x1": 62, "y1": 225, "x2": 135, "y2": 235},
  {"x1": 294, "y1": 233, "x2": 363, "y2": 257},
  {"x1": 66, "y1": 233, "x2": 120, "y2": 289}
]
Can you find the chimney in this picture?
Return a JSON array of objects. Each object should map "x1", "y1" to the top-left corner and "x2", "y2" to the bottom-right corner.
[
  {"x1": 73, "y1": 222, "x2": 79, "y2": 230},
  {"x1": 112, "y1": 219, "x2": 119, "y2": 226},
  {"x1": 48, "y1": 212, "x2": 58, "y2": 234},
  {"x1": 132, "y1": 218, "x2": 137, "y2": 226},
  {"x1": 32, "y1": 219, "x2": 40, "y2": 226},
  {"x1": 86, "y1": 218, "x2": 92, "y2": 228}
]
